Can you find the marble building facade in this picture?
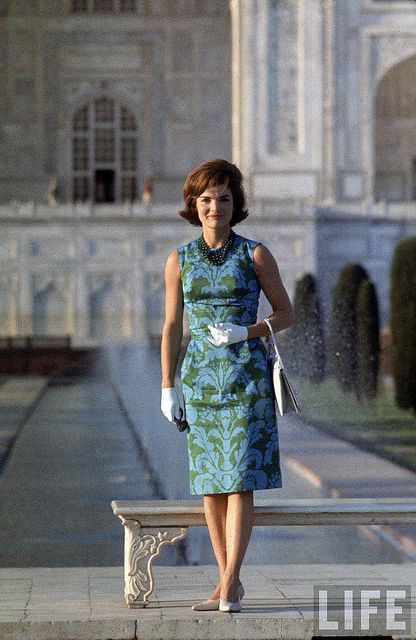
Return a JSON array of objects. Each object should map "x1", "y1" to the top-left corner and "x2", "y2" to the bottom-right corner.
[{"x1": 0, "y1": 0, "x2": 415, "y2": 344}]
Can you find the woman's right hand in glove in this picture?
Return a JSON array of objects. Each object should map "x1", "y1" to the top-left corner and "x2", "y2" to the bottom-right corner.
[{"x1": 161, "y1": 387, "x2": 184, "y2": 423}]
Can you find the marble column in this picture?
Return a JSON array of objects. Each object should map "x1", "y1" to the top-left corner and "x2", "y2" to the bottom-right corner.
[
  {"x1": 321, "y1": 0, "x2": 336, "y2": 203},
  {"x1": 230, "y1": 0, "x2": 256, "y2": 183}
]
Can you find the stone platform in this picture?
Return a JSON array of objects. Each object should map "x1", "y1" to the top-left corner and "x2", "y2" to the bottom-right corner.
[{"x1": 0, "y1": 563, "x2": 415, "y2": 640}]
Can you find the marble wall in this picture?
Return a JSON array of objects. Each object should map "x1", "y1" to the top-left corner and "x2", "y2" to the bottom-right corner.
[
  {"x1": 316, "y1": 206, "x2": 416, "y2": 328},
  {"x1": 232, "y1": 0, "x2": 416, "y2": 204},
  {"x1": 0, "y1": 202, "x2": 315, "y2": 345},
  {"x1": 1, "y1": 200, "x2": 413, "y2": 344},
  {"x1": 0, "y1": 0, "x2": 231, "y2": 204}
]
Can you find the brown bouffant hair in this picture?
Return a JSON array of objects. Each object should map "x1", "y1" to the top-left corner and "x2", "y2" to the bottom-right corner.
[{"x1": 179, "y1": 159, "x2": 248, "y2": 227}]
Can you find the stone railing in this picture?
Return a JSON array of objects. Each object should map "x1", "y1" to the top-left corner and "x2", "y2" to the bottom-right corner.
[
  {"x1": 0, "y1": 201, "x2": 182, "y2": 219},
  {"x1": 0, "y1": 199, "x2": 414, "y2": 220},
  {"x1": 318, "y1": 200, "x2": 416, "y2": 219},
  {"x1": 0, "y1": 200, "x2": 311, "y2": 219}
]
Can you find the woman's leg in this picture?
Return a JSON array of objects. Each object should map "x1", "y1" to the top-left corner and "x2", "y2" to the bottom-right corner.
[
  {"x1": 203, "y1": 493, "x2": 228, "y2": 599},
  {"x1": 221, "y1": 490, "x2": 254, "y2": 601}
]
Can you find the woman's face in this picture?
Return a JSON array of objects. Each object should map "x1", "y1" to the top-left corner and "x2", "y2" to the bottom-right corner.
[{"x1": 195, "y1": 183, "x2": 233, "y2": 231}]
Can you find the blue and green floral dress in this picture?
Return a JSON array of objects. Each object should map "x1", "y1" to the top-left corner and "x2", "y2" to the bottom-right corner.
[{"x1": 177, "y1": 232, "x2": 282, "y2": 496}]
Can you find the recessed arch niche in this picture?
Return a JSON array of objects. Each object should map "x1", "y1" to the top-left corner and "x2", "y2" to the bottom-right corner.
[{"x1": 374, "y1": 54, "x2": 416, "y2": 202}]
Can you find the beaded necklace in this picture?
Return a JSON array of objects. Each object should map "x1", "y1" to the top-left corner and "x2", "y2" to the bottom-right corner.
[{"x1": 196, "y1": 230, "x2": 235, "y2": 265}]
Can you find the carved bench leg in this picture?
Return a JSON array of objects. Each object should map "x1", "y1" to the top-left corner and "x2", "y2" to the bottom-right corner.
[{"x1": 119, "y1": 517, "x2": 188, "y2": 608}]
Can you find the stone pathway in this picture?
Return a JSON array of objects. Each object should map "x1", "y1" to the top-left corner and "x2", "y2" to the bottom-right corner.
[
  {"x1": 279, "y1": 413, "x2": 416, "y2": 557},
  {"x1": 0, "y1": 563, "x2": 415, "y2": 639}
]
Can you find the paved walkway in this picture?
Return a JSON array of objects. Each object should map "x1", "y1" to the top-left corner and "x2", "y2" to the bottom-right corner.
[
  {"x1": 0, "y1": 564, "x2": 415, "y2": 639},
  {"x1": 279, "y1": 413, "x2": 416, "y2": 557}
]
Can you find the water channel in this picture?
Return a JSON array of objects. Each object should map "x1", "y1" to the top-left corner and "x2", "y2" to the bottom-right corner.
[{"x1": 0, "y1": 343, "x2": 409, "y2": 567}]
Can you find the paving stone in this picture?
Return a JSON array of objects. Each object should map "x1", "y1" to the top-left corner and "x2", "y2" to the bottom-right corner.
[{"x1": 1, "y1": 564, "x2": 415, "y2": 639}]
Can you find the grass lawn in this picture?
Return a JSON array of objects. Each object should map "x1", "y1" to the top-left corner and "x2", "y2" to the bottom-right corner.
[{"x1": 294, "y1": 376, "x2": 416, "y2": 474}]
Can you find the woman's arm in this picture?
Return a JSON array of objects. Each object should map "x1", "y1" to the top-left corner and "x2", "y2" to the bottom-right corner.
[
  {"x1": 161, "y1": 249, "x2": 184, "y2": 388},
  {"x1": 247, "y1": 243, "x2": 295, "y2": 339}
]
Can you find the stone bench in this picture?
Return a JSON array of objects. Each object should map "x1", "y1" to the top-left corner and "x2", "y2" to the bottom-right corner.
[{"x1": 111, "y1": 497, "x2": 416, "y2": 608}]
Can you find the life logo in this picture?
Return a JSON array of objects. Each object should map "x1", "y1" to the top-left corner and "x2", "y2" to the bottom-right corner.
[{"x1": 313, "y1": 584, "x2": 411, "y2": 636}]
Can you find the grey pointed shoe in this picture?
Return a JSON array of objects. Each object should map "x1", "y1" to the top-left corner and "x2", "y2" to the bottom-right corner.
[{"x1": 191, "y1": 598, "x2": 220, "y2": 611}]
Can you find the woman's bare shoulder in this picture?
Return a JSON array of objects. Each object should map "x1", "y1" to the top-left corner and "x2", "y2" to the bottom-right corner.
[
  {"x1": 165, "y1": 248, "x2": 180, "y2": 273},
  {"x1": 253, "y1": 242, "x2": 277, "y2": 265},
  {"x1": 167, "y1": 247, "x2": 180, "y2": 261}
]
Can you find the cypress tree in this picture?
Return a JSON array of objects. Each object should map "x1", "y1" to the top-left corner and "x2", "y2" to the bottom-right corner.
[
  {"x1": 290, "y1": 273, "x2": 325, "y2": 382},
  {"x1": 329, "y1": 263, "x2": 368, "y2": 394},
  {"x1": 356, "y1": 278, "x2": 380, "y2": 402},
  {"x1": 390, "y1": 237, "x2": 416, "y2": 413},
  {"x1": 286, "y1": 280, "x2": 303, "y2": 378}
]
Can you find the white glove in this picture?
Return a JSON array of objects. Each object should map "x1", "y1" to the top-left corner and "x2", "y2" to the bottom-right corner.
[
  {"x1": 207, "y1": 322, "x2": 248, "y2": 346},
  {"x1": 161, "y1": 387, "x2": 184, "y2": 423}
]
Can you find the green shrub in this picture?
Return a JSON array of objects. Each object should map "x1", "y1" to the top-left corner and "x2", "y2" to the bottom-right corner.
[
  {"x1": 356, "y1": 278, "x2": 380, "y2": 401},
  {"x1": 329, "y1": 263, "x2": 368, "y2": 395},
  {"x1": 290, "y1": 273, "x2": 325, "y2": 382},
  {"x1": 390, "y1": 237, "x2": 416, "y2": 413}
]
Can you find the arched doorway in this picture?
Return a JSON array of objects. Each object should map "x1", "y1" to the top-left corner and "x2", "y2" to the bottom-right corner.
[
  {"x1": 89, "y1": 278, "x2": 132, "y2": 341},
  {"x1": 33, "y1": 283, "x2": 70, "y2": 336},
  {"x1": 374, "y1": 55, "x2": 416, "y2": 201},
  {"x1": 72, "y1": 96, "x2": 139, "y2": 203}
]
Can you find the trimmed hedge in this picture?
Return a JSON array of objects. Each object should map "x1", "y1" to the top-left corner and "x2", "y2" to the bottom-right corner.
[
  {"x1": 329, "y1": 263, "x2": 368, "y2": 395},
  {"x1": 291, "y1": 273, "x2": 325, "y2": 382},
  {"x1": 390, "y1": 237, "x2": 416, "y2": 413},
  {"x1": 356, "y1": 278, "x2": 380, "y2": 401}
]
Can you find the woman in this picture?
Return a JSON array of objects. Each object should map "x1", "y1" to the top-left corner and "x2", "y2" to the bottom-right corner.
[{"x1": 160, "y1": 159, "x2": 294, "y2": 612}]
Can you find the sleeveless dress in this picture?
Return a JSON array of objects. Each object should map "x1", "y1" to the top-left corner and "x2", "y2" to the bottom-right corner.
[{"x1": 177, "y1": 232, "x2": 283, "y2": 496}]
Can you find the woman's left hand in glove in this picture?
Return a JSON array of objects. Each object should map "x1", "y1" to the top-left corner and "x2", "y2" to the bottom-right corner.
[{"x1": 207, "y1": 322, "x2": 248, "y2": 346}]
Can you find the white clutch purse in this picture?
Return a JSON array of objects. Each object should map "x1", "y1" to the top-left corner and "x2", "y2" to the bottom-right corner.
[{"x1": 264, "y1": 318, "x2": 301, "y2": 417}]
